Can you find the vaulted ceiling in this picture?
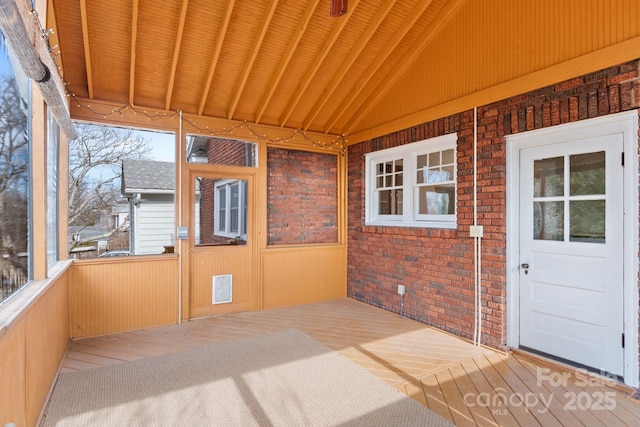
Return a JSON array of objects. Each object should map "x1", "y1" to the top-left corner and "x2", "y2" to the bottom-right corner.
[{"x1": 48, "y1": 0, "x2": 461, "y2": 138}]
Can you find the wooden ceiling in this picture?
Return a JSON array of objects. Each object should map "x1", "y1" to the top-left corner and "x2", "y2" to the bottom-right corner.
[{"x1": 47, "y1": 0, "x2": 461, "y2": 138}]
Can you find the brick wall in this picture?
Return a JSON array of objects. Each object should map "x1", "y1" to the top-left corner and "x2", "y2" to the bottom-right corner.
[
  {"x1": 348, "y1": 59, "x2": 640, "y2": 350},
  {"x1": 267, "y1": 148, "x2": 338, "y2": 245}
]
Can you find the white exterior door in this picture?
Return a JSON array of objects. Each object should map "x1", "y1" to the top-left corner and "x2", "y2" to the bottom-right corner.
[{"x1": 519, "y1": 134, "x2": 624, "y2": 376}]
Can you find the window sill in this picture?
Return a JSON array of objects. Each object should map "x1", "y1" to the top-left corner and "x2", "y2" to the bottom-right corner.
[
  {"x1": 356, "y1": 224, "x2": 458, "y2": 239},
  {"x1": 0, "y1": 260, "x2": 73, "y2": 339}
]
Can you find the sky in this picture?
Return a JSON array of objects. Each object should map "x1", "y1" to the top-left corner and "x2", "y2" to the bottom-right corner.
[{"x1": 135, "y1": 129, "x2": 175, "y2": 162}]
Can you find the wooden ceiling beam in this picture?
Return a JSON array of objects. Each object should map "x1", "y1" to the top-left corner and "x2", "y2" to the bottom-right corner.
[
  {"x1": 128, "y1": 0, "x2": 139, "y2": 105},
  {"x1": 344, "y1": 0, "x2": 466, "y2": 134},
  {"x1": 254, "y1": 0, "x2": 320, "y2": 124},
  {"x1": 279, "y1": 0, "x2": 362, "y2": 128},
  {"x1": 48, "y1": 0, "x2": 66, "y2": 78},
  {"x1": 302, "y1": 0, "x2": 398, "y2": 131},
  {"x1": 197, "y1": 0, "x2": 236, "y2": 115},
  {"x1": 79, "y1": 0, "x2": 94, "y2": 99},
  {"x1": 165, "y1": 0, "x2": 190, "y2": 111},
  {"x1": 324, "y1": 0, "x2": 434, "y2": 133},
  {"x1": 227, "y1": 0, "x2": 279, "y2": 120}
]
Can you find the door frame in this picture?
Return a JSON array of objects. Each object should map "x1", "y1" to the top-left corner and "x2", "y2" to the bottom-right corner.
[
  {"x1": 185, "y1": 166, "x2": 259, "y2": 318},
  {"x1": 505, "y1": 111, "x2": 639, "y2": 387}
]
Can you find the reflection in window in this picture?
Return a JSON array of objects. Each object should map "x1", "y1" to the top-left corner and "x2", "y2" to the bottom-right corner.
[
  {"x1": 47, "y1": 114, "x2": 60, "y2": 270},
  {"x1": 533, "y1": 152, "x2": 606, "y2": 244},
  {"x1": 195, "y1": 177, "x2": 248, "y2": 246},
  {"x1": 0, "y1": 31, "x2": 31, "y2": 303},
  {"x1": 534, "y1": 156, "x2": 563, "y2": 197}
]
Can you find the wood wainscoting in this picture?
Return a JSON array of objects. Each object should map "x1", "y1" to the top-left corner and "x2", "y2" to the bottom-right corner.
[
  {"x1": 261, "y1": 244, "x2": 346, "y2": 309},
  {"x1": 69, "y1": 255, "x2": 179, "y2": 339}
]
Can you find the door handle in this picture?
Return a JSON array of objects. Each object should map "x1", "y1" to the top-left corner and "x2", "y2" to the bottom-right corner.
[{"x1": 521, "y1": 263, "x2": 529, "y2": 275}]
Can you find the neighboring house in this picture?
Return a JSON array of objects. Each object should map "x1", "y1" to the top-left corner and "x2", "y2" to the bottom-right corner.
[
  {"x1": 111, "y1": 202, "x2": 129, "y2": 230},
  {"x1": 121, "y1": 160, "x2": 175, "y2": 255}
]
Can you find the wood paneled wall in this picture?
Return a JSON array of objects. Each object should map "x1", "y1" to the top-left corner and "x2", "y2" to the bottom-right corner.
[
  {"x1": 351, "y1": 0, "x2": 640, "y2": 141},
  {"x1": 262, "y1": 245, "x2": 346, "y2": 309},
  {"x1": 0, "y1": 267, "x2": 70, "y2": 427},
  {"x1": 69, "y1": 256, "x2": 179, "y2": 338}
]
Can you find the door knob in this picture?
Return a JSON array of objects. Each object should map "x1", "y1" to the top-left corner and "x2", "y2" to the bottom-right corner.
[{"x1": 521, "y1": 263, "x2": 529, "y2": 269}]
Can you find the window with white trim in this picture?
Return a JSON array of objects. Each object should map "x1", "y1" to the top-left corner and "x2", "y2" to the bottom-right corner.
[
  {"x1": 365, "y1": 133, "x2": 457, "y2": 228},
  {"x1": 214, "y1": 179, "x2": 247, "y2": 239}
]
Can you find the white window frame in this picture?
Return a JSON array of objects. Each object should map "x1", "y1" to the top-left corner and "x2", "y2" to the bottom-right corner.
[
  {"x1": 214, "y1": 179, "x2": 247, "y2": 239},
  {"x1": 365, "y1": 133, "x2": 457, "y2": 229}
]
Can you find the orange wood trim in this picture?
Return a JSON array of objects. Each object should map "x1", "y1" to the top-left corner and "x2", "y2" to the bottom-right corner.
[
  {"x1": 79, "y1": 0, "x2": 94, "y2": 99},
  {"x1": 128, "y1": 0, "x2": 139, "y2": 105}
]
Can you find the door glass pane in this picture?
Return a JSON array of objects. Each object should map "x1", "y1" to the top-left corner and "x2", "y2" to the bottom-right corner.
[
  {"x1": 195, "y1": 177, "x2": 247, "y2": 246},
  {"x1": 570, "y1": 151, "x2": 605, "y2": 196},
  {"x1": 534, "y1": 157, "x2": 564, "y2": 197},
  {"x1": 534, "y1": 201, "x2": 564, "y2": 241},
  {"x1": 570, "y1": 200, "x2": 605, "y2": 243}
]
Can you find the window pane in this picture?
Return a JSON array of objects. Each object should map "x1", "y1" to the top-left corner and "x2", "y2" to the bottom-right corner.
[
  {"x1": 378, "y1": 189, "x2": 402, "y2": 215},
  {"x1": 1, "y1": 30, "x2": 31, "y2": 303},
  {"x1": 442, "y1": 149, "x2": 454, "y2": 164},
  {"x1": 47, "y1": 115, "x2": 60, "y2": 270},
  {"x1": 534, "y1": 201, "x2": 564, "y2": 241},
  {"x1": 394, "y1": 159, "x2": 403, "y2": 172},
  {"x1": 418, "y1": 184, "x2": 455, "y2": 214},
  {"x1": 395, "y1": 172, "x2": 403, "y2": 186},
  {"x1": 385, "y1": 161, "x2": 393, "y2": 173},
  {"x1": 570, "y1": 200, "x2": 605, "y2": 243},
  {"x1": 442, "y1": 165, "x2": 454, "y2": 181},
  {"x1": 417, "y1": 154, "x2": 427, "y2": 169},
  {"x1": 376, "y1": 176, "x2": 383, "y2": 188},
  {"x1": 534, "y1": 157, "x2": 564, "y2": 197},
  {"x1": 570, "y1": 151, "x2": 605, "y2": 196},
  {"x1": 429, "y1": 151, "x2": 440, "y2": 167},
  {"x1": 186, "y1": 136, "x2": 256, "y2": 167}
]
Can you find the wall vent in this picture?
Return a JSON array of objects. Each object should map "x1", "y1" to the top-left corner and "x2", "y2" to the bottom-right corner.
[{"x1": 212, "y1": 274, "x2": 232, "y2": 305}]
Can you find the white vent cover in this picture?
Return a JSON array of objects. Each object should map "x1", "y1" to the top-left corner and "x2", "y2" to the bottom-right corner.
[{"x1": 212, "y1": 274, "x2": 232, "y2": 305}]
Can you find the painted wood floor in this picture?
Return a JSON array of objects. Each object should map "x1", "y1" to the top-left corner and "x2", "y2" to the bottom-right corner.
[{"x1": 57, "y1": 298, "x2": 640, "y2": 426}]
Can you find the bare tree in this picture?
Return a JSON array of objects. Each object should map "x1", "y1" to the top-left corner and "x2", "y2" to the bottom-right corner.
[
  {"x1": 68, "y1": 124, "x2": 151, "y2": 249},
  {"x1": 0, "y1": 75, "x2": 29, "y2": 298}
]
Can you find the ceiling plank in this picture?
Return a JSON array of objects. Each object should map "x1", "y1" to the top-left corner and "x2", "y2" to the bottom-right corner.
[
  {"x1": 165, "y1": 0, "x2": 190, "y2": 111},
  {"x1": 227, "y1": 0, "x2": 280, "y2": 120},
  {"x1": 128, "y1": 0, "x2": 139, "y2": 105},
  {"x1": 197, "y1": 0, "x2": 236, "y2": 115},
  {"x1": 279, "y1": 0, "x2": 362, "y2": 128},
  {"x1": 79, "y1": 0, "x2": 94, "y2": 99},
  {"x1": 255, "y1": 0, "x2": 320, "y2": 124},
  {"x1": 324, "y1": 0, "x2": 434, "y2": 133},
  {"x1": 302, "y1": 0, "x2": 398, "y2": 131},
  {"x1": 344, "y1": 0, "x2": 467, "y2": 134}
]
